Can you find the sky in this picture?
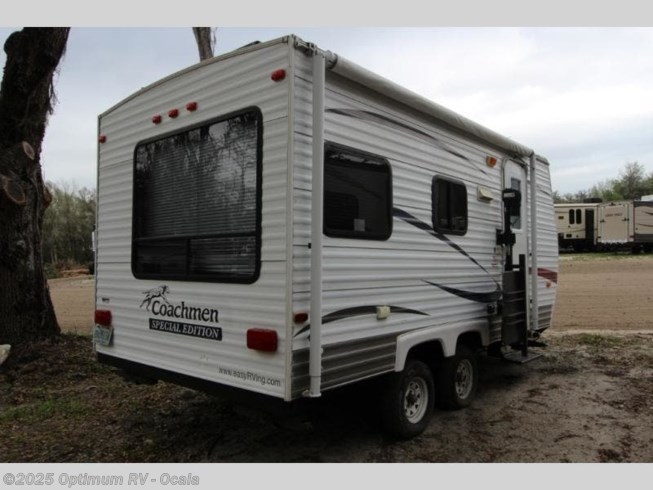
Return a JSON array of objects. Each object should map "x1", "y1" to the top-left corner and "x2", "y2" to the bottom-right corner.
[{"x1": 1, "y1": 26, "x2": 652, "y2": 195}]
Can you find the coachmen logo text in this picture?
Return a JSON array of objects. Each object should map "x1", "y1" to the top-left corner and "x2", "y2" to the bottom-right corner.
[{"x1": 140, "y1": 286, "x2": 222, "y2": 341}]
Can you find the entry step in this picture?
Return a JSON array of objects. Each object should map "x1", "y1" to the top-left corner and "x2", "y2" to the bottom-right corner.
[{"x1": 502, "y1": 349, "x2": 543, "y2": 364}]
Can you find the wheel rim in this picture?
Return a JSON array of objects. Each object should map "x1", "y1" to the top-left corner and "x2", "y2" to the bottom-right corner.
[
  {"x1": 454, "y1": 359, "x2": 474, "y2": 400},
  {"x1": 403, "y1": 377, "x2": 429, "y2": 423}
]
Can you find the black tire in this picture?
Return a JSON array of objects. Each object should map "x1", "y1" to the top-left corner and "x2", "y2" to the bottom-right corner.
[
  {"x1": 381, "y1": 359, "x2": 434, "y2": 440},
  {"x1": 437, "y1": 345, "x2": 478, "y2": 410}
]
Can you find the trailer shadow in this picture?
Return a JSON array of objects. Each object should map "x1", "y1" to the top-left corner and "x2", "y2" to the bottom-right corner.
[{"x1": 135, "y1": 355, "x2": 557, "y2": 462}]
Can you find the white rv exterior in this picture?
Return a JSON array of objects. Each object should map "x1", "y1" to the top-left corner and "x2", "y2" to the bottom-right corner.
[
  {"x1": 598, "y1": 201, "x2": 633, "y2": 245},
  {"x1": 555, "y1": 202, "x2": 599, "y2": 251},
  {"x1": 555, "y1": 200, "x2": 653, "y2": 252},
  {"x1": 633, "y1": 201, "x2": 653, "y2": 247},
  {"x1": 94, "y1": 35, "x2": 559, "y2": 438}
]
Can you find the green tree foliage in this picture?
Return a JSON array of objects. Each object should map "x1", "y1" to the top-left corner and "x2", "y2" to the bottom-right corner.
[
  {"x1": 554, "y1": 161, "x2": 653, "y2": 203},
  {"x1": 41, "y1": 181, "x2": 95, "y2": 268},
  {"x1": 613, "y1": 162, "x2": 650, "y2": 200}
]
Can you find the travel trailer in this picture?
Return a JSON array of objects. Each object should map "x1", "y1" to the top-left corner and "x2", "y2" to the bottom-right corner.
[
  {"x1": 556, "y1": 200, "x2": 653, "y2": 252},
  {"x1": 554, "y1": 202, "x2": 600, "y2": 251},
  {"x1": 93, "y1": 35, "x2": 559, "y2": 439},
  {"x1": 633, "y1": 200, "x2": 653, "y2": 249}
]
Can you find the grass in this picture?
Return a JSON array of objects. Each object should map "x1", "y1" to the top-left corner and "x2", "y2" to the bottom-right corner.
[
  {"x1": 574, "y1": 333, "x2": 629, "y2": 348},
  {"x1": 0, "y1": 397, "x2": 87, "y2": 423}
]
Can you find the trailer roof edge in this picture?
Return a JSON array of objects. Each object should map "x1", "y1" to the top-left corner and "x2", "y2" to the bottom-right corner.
[
  {"x1": 324, "y1": 52, "x2": 534, "y2": 159},
  {"x1": 100, "y1": 33, "x2": 537, "y2": 159},
  {"x1": 99, "y1": 35, "x2": 291, "y2": 119}
]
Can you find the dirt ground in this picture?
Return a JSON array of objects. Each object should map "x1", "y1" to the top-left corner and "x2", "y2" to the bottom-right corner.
[
  {"x1": 1, "y1": 254, "x2": 651, "y2": 463},
  {"x1": 48, "y1": 276, "x2": 95, "y2": 336},
  {"x1": 553, "y1": 254, "x2": 653, "y2": 331}
]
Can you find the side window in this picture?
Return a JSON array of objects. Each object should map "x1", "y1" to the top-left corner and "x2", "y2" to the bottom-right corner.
[
  {"x1": 432, "y1": 177, "x2": 467, "y2": 235},
  {"x1": 132, "y1": 108, "x2": 262, "y2": 283},
  {"x1": 569, "y1": 209, "x2": 575, "y2": 225},
  {"x1": 324, "y1": 143, "x2": 392, "y2": 240},
  {"x1": 510, "y1": 177, "x2": 522, "y2": 230},
  {"x1": 576, "y1": 209, "x2": 582, "y2": 224}
]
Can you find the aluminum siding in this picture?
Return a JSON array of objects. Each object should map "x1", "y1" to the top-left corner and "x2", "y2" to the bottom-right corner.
[
  {"x1": 529, "y1": 157, "x2": 559, "y2": 331},
  {"x1": 95, "y1": 43, "x2": 292, "y2": 399},
  {"x1": 290, "y1": 53, "x2": 512, "y2": 394}
]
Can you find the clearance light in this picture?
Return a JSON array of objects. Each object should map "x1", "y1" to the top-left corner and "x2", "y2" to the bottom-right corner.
[
  {"x1": 152, "y1": 115, "x2": 162, "y2": 124},
  {"x1": 186, "y1": 101, "x2": 198, "y2": 112},
  {"x1": 270, "y1": 69, "x2": 286, "y2": 82},
  {"x1": 294, "y1": 312, "x2": 308, "y2": 324},
  {"x1": 486, "y1": 156, "x2": 498, "y2": 168},
  {"x1": 95, "y1": 309, "x2": 112, "y2": 326},
  {"x1": 247, "y1": 328, "x2": 278, "y2": 352},
  {"x1": 98, "y1": 135, "x2": 107, "y2": 144},
  {"x1": 168, "y1": 109, "x2": 179, "y2": 118}
]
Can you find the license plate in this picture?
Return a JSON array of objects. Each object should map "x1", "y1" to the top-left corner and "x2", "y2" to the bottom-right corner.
[{"x1": 93, "y1": 324, "x2": 113, "y2": 346}]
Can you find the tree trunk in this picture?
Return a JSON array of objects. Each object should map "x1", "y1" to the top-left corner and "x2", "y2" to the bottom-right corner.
[
  {"x1": 192, "y1": 27, "x2": 215, "y2": 61},
  {"x1": 0, "y1": 28, "x2": 70, "y2": 345}
]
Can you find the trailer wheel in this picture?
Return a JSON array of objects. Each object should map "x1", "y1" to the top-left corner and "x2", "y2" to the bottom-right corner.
[
  {"x1": 437, "y1": 345, "x2": 478, "y2": 410},
  {"x1": 381, "y1": 359, "x2": 434, "y2": 440}
]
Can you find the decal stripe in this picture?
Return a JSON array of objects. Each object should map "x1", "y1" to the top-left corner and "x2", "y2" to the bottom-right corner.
[
  {"x1": 423, "y1": 280, "x2": 501, "y2": 303},
  {"x1": 537, "y1": 268, "x2": 558, "y2": 283},
  {"x1": 393, "y1": 207, "x2": 496, "y2": 281},
  {"x1": 327, "y1": 108, "x2": 486, "y2": 174},
  {"x1": 294, "y1": 305, "x2": 428, "y2": 338}
]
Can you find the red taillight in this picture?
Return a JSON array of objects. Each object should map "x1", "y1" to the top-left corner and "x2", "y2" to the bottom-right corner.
[
  {"x1": 98, "y1": 135, "x2": 107, "y2": 143},
  {"x1": 247, "y1": 328, "x2": 278, "y2": 352},
  {"x1": 270, "y1": 69, "x2": 286, "y2": 82},
  {"x1": 186, "y1": 101, "x2": 198, "y2": 112},
  {"x1": 294, "y1": 312, "x2": 308, "y2": 324},
  {"x1": 168, "y1": 108, "x2": 179, "y2": 118},
  {"x1": 152, "y1": 114, "x2": 162, "y2": 124},
  {"x1": 95, "y1": 309, "x2": 112, "y2": 326}
]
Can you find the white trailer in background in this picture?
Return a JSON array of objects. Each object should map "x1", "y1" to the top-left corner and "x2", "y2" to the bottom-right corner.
[
  {"x1": 598, "y1": 201, "x2": 634, "y2": 246},
  {"x1": 555, "y1": 202, "x2": 599, "y2": 251},
  {"x1": 556, "y1": 200, "x2": 653, "y2": 253},
  {"x1": 633, "y1": 200, "x2": 653, "y2": 251},
  {"x1": 93, "y1": 35, "x2": 559, "y2": 438}
]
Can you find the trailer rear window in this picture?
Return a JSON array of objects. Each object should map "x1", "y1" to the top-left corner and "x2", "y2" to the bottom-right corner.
[
  {"x1": 432, "y1": 177, "x2": 467, "y2": 235},
  {"x1": 324, "y1": 143, "x2": 392, "y2": 240},
  {"x1": 132, "y1": 108, "x2": 262, "y2": 283}
]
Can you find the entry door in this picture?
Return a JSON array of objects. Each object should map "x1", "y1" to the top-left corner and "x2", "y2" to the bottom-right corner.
[{"x1": 503, "y1": 161, "x2": 528, "y2": 264}]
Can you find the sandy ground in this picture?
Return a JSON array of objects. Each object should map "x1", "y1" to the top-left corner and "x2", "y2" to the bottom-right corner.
[
  {"x1": 41, "y1": 255, "x2": 653, "y2": 462},
  {"x1": 553, "y1": 254, "x2": 653, "y2": 331},
  {"x1": 48, "y1": 276, "x2": 95, "y2": 335}
]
